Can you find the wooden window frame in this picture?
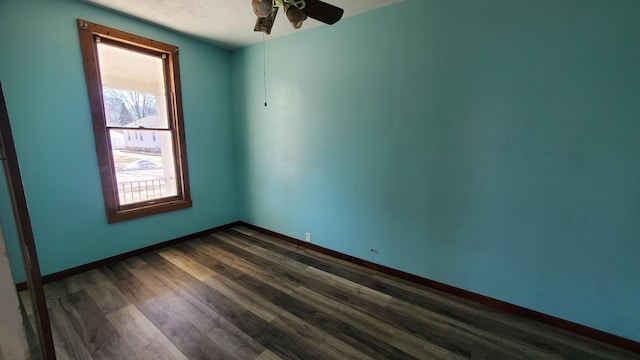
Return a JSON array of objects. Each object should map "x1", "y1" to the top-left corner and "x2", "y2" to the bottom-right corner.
[{"x1": 78, "y1": 19, "x2": 191, "y2": 223}]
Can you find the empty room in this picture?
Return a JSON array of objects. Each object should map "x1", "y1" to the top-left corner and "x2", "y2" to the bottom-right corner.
[{"x1": 0, "y1": 0, "x2": 639, "y2": 358}]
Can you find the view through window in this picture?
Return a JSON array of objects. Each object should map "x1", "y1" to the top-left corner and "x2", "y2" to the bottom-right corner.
[{"x1": 98, "y1": 43, "x2": 178, "y2": 205}]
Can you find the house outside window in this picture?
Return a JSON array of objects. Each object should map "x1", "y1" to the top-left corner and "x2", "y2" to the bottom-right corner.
[{"x1": 78, "y1": 19, "x2": 191, "y2": 223}]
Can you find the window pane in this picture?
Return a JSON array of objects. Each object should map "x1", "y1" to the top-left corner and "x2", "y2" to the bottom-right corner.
[
  {"x1": 97, "y1": 43, "x2": 169, "y2": 129},
  {"x1": 111, "y1": 129, "x2": 177, "y2": 205}
]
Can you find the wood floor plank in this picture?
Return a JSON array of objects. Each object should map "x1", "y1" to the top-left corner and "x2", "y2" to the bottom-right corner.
[
  {"x1": 158, "y1": 247, "x2": 217, "y2": 281},
  {"x1": 138, "y1": 255, "x2": 264, "y2": 359},
  {"x1": 214, "y1": 232, "x2": 403, "y2": 317},
  {"x1": 196, "y1": 238, "x2": 302, "y2": 295},
  {"x1": 214, "y1": 231, "x2": 636, "y2": 358},
  {"x1": 240, "y1": 232, "x2": 564, "y2": 356},
  {"x1": 91, "y1": 339, "x2": 140, "y2": 360},
  {"x1": 18, "y1": 296, "x2": 43, "y2": 360},
  {"x1": 204, "y1": 272, "x2": 375, "y2": 360},
  {"x1": 83, "y1": 272, "x2": 129, "y2": 315},
  {"x1": 123, "y1": 261, "x2": 175, "y2": 298},
  {"x1": 107, "y1": 305, "x2": 188, "y2": 360},
  {"x1": 202, "y1": 274, "x2": 283, "y2": 322},
  {"x1": 218, "y1": 232, "x2": 393, "y2": 308},
  {"x1": 214, "y1": 231, "x2": 313, "y2": 273},
  {"x1": 137, "y1": 252, "x2": 248, "y2": 321},
  {"x1": 224, "y1": 228, "x2": 381, "y2": 279},
  {"x1": 230, "y1": 311, "x2": 329, "y2": 360},
  {"x1": 218, "y1": 232, "x2": 586, "y2": 359},
  {"x1": 371, "y1": 273, "x2": 626, "y2": 360},
  {"x1": 206, "y1": 267, "x2": 374, "y2": 359},
  {"x1": 136, "y1": 293, "x2": 231, "y2": 360},
  {"x1": 200, "y1": 239, "x2": 411, "y2": 358},
  {"x1": 272, "y1": 311, "x2": 373, "y2": 360},
  {"x1": 213, "y1": 270, "x2": 416, "y2": 359},
  {"x1": 229, "y1": 227, "x2": 376, "y2": 273},
  {"x1": 100, "y1": 262, "x2": 157, "y2": 305},
  {"x1": 39, "y1": 226, "x2": 640, "y2": 360},
  {"x1": 48, "y1": 301, "x2": 94, "y2": 360},
  {"x1": 56, "y1": 289, "x2": 121, "y2": 355},
  {"x1": 178, "y1": 241, "x2": 413, "y2": 359},
  {"x1": 302, "y1": 265, "x2": 393, "y2": 307},
  {"x1": 255, "y1": 349, "x2": 284, "y2": 360},
  {"x1": 226, "y1": 226, "x2": 630, "y2": 356},
  {"x1": 301, "y1": 268, "x2": 506, "y2": 359},
  {"x1": 135, "y1": 252, "x2": 316, "y2": 360},
  {"x1": 169, "y1": 283, "x2": 267, "y2": 359},
  {"x1": 137, "y1": 254, "x2": 318, "y2": 360},
  {"x1": 19, "y1": 290, "x2": 35, "y2": 316},
  {"x1": 44, "y1": 281, "x2": 71, "y2": 304},
  {"x1": 61, "y1": 268, "x2": 103, "y2": 294},
  {"x1": 208, "y1": 234, "x2": 477, "y2": 358},
  {"x1": 126, "y1": 257, "x2": 265, "y2": 359},
  {"x1": 292, "y1": 285, "x2": 453, "y2": 360},
  {"x1": 385, "y1": 297, "x2": 561, "y2": 359}
]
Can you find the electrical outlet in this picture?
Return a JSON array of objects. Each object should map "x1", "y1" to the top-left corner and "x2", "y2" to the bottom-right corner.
[
  {"x1": 305, "y1": 232, "x2": 312, "y2": 243},
  {"x1": 370, "y1": 248, "x2": 379, "y2": 255}
]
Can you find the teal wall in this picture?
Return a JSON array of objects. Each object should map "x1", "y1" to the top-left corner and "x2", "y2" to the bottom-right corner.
[
  {"x1": 232, "y1": 0, "x2": 640, "y2": 341},
  {"x1": 0, "y1": 0, "x2": 239, "y2": 282}
]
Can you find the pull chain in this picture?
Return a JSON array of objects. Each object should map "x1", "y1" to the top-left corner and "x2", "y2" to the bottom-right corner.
[{"x1": 263, "y1": 33, "x2": 268, "y2": 107}]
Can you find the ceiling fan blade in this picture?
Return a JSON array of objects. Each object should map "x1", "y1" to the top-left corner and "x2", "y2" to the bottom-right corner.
[{"x1": 301, "y1": 0, "x2": 344, "y2": 25}]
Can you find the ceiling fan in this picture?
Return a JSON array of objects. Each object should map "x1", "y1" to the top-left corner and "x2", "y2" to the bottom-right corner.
[{"x1": 252, "y1": 0, "x2": 344, "y2": 34}]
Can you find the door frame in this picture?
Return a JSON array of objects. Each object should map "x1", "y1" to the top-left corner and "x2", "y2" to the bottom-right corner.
[{"x1": 0, "y1": 82, "x2": 56, "y2": 359}]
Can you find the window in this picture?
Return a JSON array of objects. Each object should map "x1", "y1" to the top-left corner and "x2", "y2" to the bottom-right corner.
[{"x1": 78, "y1": 19, "x2": 191, "y2": 223}]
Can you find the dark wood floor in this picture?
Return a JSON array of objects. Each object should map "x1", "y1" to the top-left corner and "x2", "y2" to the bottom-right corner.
[{"x1": 20, "y1": 226, "x2": 639, "y2": 359}]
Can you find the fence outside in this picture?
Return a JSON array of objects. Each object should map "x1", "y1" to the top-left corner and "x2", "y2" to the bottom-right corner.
[{"x1": 117, "y1": 178, "x2": 167, "y2": 205}]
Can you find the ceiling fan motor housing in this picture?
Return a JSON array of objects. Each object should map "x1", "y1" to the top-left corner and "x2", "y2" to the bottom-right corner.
[
  {"x1": 253, "y1": 0, "x2": 343, "y2": 33},
  {"x1": 282, "y1": 0, "x2": 306, "y2": 10}
]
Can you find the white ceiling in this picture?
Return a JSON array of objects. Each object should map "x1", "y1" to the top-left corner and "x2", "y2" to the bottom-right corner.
[{"x1": 80, "y1": 0, "x2": 402, "y2": 49}]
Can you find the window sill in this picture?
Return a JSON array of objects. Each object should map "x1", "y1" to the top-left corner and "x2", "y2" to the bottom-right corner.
[{"x1": 107, "y1": 199, "x2": 192, "y2": 224}]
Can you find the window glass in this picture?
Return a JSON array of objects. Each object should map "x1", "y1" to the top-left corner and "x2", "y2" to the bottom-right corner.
[{"x1": 97, "y1": 43, "x2": 169, "y2": 129}]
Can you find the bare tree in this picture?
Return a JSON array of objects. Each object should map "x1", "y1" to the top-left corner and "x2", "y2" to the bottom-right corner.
[{"x1": 103, "y1": 88, "x2": 158, "y2": 126}]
